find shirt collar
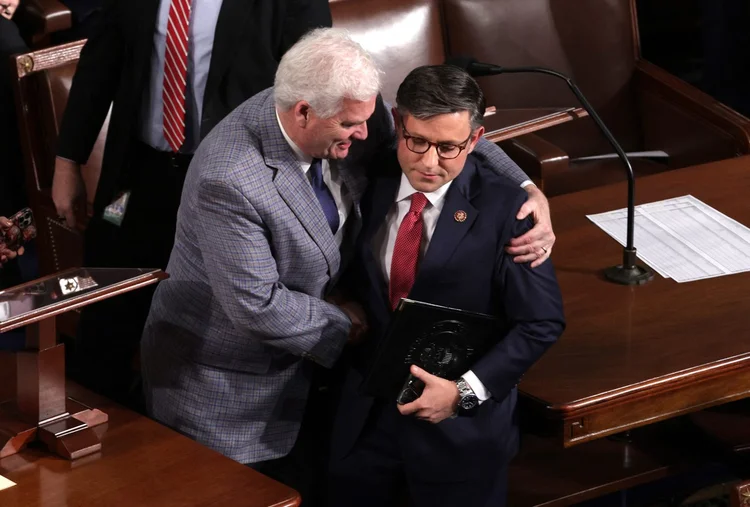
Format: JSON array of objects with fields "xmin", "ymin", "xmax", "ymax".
[
  {"xmin": 275, "ymin": 108, "xmax": 313, "ymax": 168},
  {"xmin": 395, "ymin": 172, "xmax": 452, "ymax": 211}
]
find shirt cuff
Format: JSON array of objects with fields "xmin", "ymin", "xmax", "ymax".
[
  {"xmin": 520, "ymin": 179, "xmax": 535, "ymax": 188},
  {"xmin": 463, "ymin": 370, "xmax": 492, "ymax": 405}
]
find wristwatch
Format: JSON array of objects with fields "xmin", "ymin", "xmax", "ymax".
[{"xmin": 455, "ymin": 377, "xmax": 479, "ymax": 411}]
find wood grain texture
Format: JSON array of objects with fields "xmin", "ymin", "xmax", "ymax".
[
  {"xmin": 483, "ymin": 107, "xmax": 588, "ymax": 143},
  {"xmin": 0, "ymin": 383, "xmax": 301, "ymax": 507},
  {"xmin": 520, "ymin": 155, "xmax": 750, "ymax": 445}
]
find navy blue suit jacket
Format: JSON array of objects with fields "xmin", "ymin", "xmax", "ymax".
[{"xmin": 331, "ymin": 151, "xmax": 565, "ymax": 480}]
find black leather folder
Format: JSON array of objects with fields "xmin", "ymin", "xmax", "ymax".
[{"xmin": 361, "ymin": 298, "xmax": 501, "ymax": 401}]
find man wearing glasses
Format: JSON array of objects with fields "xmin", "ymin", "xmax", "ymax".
[{"xmin": 326, "ymin": 64, "xmax": 565, "ymax": 507}]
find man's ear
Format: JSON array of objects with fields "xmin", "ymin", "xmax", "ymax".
[
  {"xmin": 466, "ymin": 126, "xmax": 485, "ymax": 154},
  {"xmin": 293, "ymin": 101, "xmax": 312, "ymax": 127},
  {"xmin": 391, "ymin": 108, "xmax": 402, "ymax": 133}
]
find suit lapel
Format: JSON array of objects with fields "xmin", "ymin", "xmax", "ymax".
[
  {"xmin": 362, "ymin": 169, "xmax": 401, "ymax": 311},
  {"xmin": 132, "ymin": 0, "xmax": 162, "ymax": 94},
  {"xmin": 261, "ymin": 95, "xmax": 341, "ymax": 279},
  {"xmin": 202, "ymin": 0, "xmax": 253, "ymax": 115},
  {"xmin": 412, "ymin": 160, "xmax": 480, "ymax": 292}
]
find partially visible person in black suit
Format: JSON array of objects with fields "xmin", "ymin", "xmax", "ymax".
[
  {"xmin": 327, "ymin": 65, "xmax": 566, "ymax": 507},
  {"xmin": 51, "ymin": 0, "xmax": 332, "ymax": 407},
  {"xmin": 0, "ymin": 3, "xmax": 29, "ymax": 290},
  {"xmin": 0, "ymin": 3, "xmax": 28, "ymax": 220},
  {"xmin": 53, "ymin": 0, "xmax": 105, "ymax": 42}
]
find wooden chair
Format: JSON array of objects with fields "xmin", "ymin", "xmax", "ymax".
[
  {"xmin": 443, "ymin": 0, "xmax": 750, "ymax": 196},
  {"xmin": 10, "ymin": 40, "xmax": 108, "ymax": 336},
  {"xmin": 14, "ymin": 0, "xmax": 73, "ymax": 49},
  {"xmin": 330, "ymin": 0, "xmax": 446, "ymax": 106}
]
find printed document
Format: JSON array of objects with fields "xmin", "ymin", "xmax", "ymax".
[{"xmin": 587, "ymin": 195, "xmax": 750, "ymax": 282}]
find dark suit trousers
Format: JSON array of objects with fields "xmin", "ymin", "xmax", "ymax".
[
  {"xmin": 71, "ymin": 141, "xmax": 188, "ymax": 410},
  {"xmin": 327, "ymin": 402, "xmax": 509, "ymax": 507}
]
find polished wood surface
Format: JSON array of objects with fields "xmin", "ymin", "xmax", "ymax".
[
  {"xmin": 0, "ymin": 268, "xmax": 166, "ymax": 334},
  {"xmin": 0, "ymin": 383, "xmax": 301, "ymax": 507},
  {"xmin": 483, "ymin": 107, "xmax": 588, "ymax": 143},
  {"xmin": 520, "ymin": 155, "xmax": 750, "ymax": 446},
  {"xmin": 1, "ymin": 269, "xmax": 166, "ymax": 460}
]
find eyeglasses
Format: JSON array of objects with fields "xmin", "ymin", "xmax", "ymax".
[{"xmin": 400, "ymin": 120, "xmax": 473, "ymax": 160}]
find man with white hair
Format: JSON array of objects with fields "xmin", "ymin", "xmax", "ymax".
[{"xmin": 140, "ymin": 27, "xmax": 378, "ymax": 495}]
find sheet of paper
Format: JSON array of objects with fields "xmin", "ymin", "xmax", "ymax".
[
  {"xmin": 0, "ymin": 474, "xmax": 16, "ymax": 491},
  {"xmin": 587, "ymin": 195, "xmax": 750, "ymax": 283}
]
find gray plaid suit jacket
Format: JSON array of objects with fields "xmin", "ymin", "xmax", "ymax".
[
  {"xmin": 141, "ymin": 88, "xmax": 366, "ymax": 463},
  {"xmin": 141, "ymin": 87, "xmax": 529, "ymax": 464}
]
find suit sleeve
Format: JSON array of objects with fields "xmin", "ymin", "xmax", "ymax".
[
  {"xmin": 277, "ymin": 0, "xmax": 332, "ymax": 59},
  {"xmin": 470, "ymin": 193, "xmax": 566, "ymax": 400},
  {"xmin": 193, "ymin": 178, "xmax": 351, "ymax": 369},
  {"xmin": 472, "ymin": 138, "xmax": 530, "ymax": 187},
  {"xmin": 57, "ymin": 0, "xmax": 123, "ymax": 164}
]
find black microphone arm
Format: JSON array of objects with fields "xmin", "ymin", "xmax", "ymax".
[{"xmin": 451, "ymin": 58, "xmax": 653, "ymax": 285}]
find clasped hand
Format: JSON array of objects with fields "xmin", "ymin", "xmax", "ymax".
[{"xmin": 397, "ymin": 365, "xmax": 460, "ymax": 424}]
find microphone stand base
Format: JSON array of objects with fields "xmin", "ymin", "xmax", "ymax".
[{"xmin": 604, "ymin": 264, "xmax": 654, "ymax": 285}]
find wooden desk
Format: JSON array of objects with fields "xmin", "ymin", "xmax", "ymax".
[
  {"xmin": 483, "ymin": 107, "xmax": 587, "ymax": 143},
  {"xmin": 521, "ymin": 155, "xmax": 750, "ymax": 447},
  {"xmin": 0, "ymin": 383, "xmax": 300, "ymax": 507}
]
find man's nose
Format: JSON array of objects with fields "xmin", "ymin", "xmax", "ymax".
[
  {"xmin": 352, "ymin": 122, "xmax": 368, "ymax": 140},
  {"xmin": 420, "ymin": 145, "xmax": 439, "ymax": 168}
]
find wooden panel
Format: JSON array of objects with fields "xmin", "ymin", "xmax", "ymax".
[
  {"xmin": 520, "ymin": 155, "xmax": 750, "ymax": 444},
  {"xmin": 563, "ymin": 366, "xmax": 750, "ymax": 446},
  {"xmin": 0, "ymin": 383, "xmax": 300, "ymax": 507}
]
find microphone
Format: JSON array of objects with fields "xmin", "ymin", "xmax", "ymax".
[{"xmin": 447, "ymin": 56, "xmax": 653, "ymax": 285}]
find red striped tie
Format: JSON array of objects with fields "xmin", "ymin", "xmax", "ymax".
[{"xmin": 162, "ymin": 0, "xmax": 192, "ymax": 153}]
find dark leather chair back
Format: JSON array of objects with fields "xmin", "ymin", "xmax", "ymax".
[
  {"xmin": 444, "ymin": 0, "xmax": 642, "ymax": 157},
  {"xmin": 330, "ymin": 0, "xmax": 446, "ymax": 105}
]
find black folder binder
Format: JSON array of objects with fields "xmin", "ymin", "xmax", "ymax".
[{"xmin": 360, "ymin": 298, "xmax": 501, "ymax": 402}]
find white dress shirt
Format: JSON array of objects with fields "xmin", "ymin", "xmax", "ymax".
[
  {"xmin": 375, "ymin": 173, "xmax": 491, "ymax": 403},
  {"xmin": 275, "ymin": 111, "xmax": 351, "ymax": 247},
  {"xmin": 140, "ymin": 0, "xmax": 223, "ymax": 153}
]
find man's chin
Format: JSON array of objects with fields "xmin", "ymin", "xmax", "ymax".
[{"xmin": 329, "ymin": 146, "xmax": 351, "ymax": 160}]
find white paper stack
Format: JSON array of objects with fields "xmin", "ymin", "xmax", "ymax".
[{"xmin": 587, "ymin": 195, "xmax": 750, "ymax": 282}]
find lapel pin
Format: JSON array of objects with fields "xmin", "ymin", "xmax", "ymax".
[{"xmin": 454, "ymin": 210, "xmax": 467, "ymax": 223}]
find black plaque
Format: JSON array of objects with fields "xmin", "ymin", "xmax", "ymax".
[{"xmin": 361, "ymin": 299, "xmax": 502, "ymax": 402}]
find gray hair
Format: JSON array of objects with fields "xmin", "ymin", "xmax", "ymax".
[
  {"xmin": 396, "ymin": 64, "xmax": 486, "ymax": 130},
  {"xmin": 274, "ymin": 28, "xmax": 382, "ymax": 118}
]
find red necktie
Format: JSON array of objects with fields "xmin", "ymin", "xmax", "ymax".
[
  {"xmin": 389, "ymin": 193, "xmax": 428, "ymax": 310},
  {"xmin": 162, "ymin": 0, "xmax": 192, "ymax": 153}
]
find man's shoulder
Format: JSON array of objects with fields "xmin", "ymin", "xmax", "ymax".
[
  {"xmin": 468, "ymin": 154, "xmax": 528, "ymax": 203},
  {"xmin": 187, "ymin": 99, "xmax": 275, "ymax": 193}
]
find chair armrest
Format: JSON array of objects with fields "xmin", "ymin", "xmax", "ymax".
[
  {"xmin": 499, "ymin": 133, "xmax": 569, "ymax": 194},
  {"xmin": 635, "ymin": 60, "xmax": 750, "ymax": 167},
  {"xmin": 17, "ymin": 0, "xmax": 72, "ymax": 36}
]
